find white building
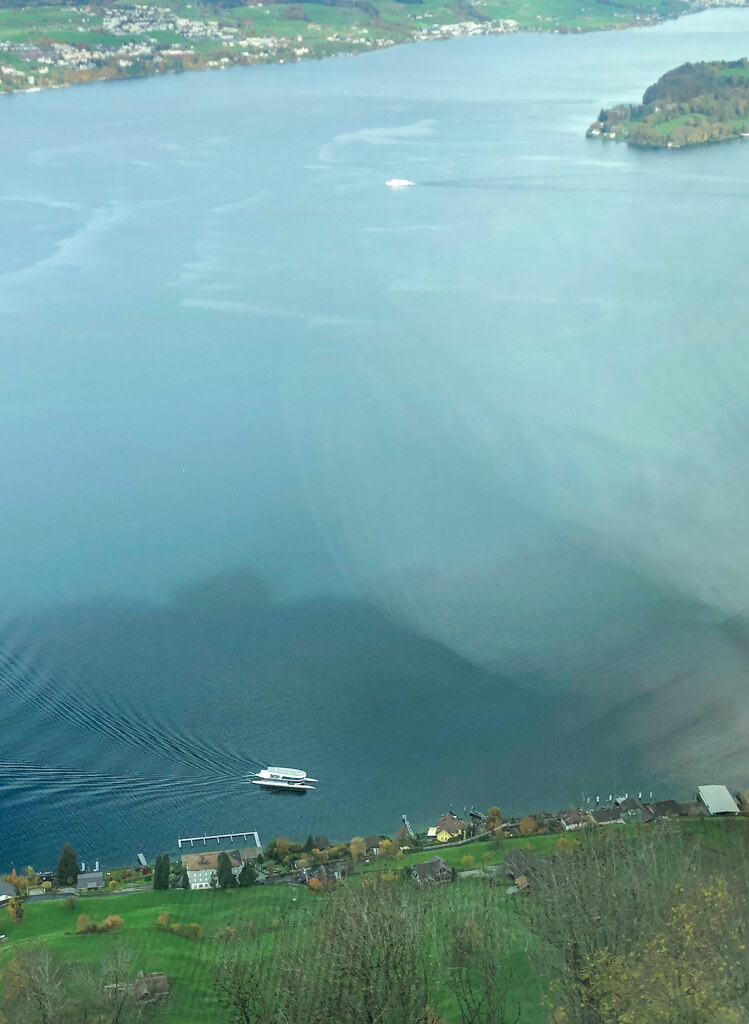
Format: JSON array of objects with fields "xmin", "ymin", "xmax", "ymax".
[
  {"xmin": 696, "ymin": 785, "xmax": 740, "ymax": 816},
  {"xmin": 182, "ymin": 847, "xmax": 261, "ymax": 889}
]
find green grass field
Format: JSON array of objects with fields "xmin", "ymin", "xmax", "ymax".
[
  {"xmin": 2, "ymin": 818, "xmax": 748, "ymax": 1023},
  {"xmin": 0, "ymin": 886, "xmax": 313, "ymax": 1022}
]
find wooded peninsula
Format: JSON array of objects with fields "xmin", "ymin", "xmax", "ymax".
[{"xmin": 588, "ymin": 59, "xmax": 749, "ymax": 147}]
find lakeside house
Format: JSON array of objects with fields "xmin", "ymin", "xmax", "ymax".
[
  {"xmin": 558, "ymin": 808, "xmax": 587, "ymax": 831},
  {"xmin": 182, "ymin": 847, "xmax": 262, "ymax": 889},
  {"xmin": 427, "ymin": 812, "xmax": 471, "ymax": 843},
  {"xmin": 592, "ymin": 806, "xmax": 623, "ymax": 826},
  {"xmin": 412, "ymin": 856, "xmax": 452, "ymax": 885},
  {"xmin": 364, "ymin": 836, "xmax": 382, "ymax": 856},
  {"xmin": 77, "ymin": 871, "xmax": 105, "ymax": 891},
  {"xmin": 647, "ymin": 799, "xmax": 684, "ymax": 819},
  {"xmin": 0, "ymin": 882, "xmax": 15, "ymax": 906},
  {"xmin": 697, "ymin": 785, "xmax": 740, "ymax": 816}
]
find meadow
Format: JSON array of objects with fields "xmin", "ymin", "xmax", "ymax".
[{"xmin": 3, "ymin": 818, "xmax": 747, "ymax": 1023}]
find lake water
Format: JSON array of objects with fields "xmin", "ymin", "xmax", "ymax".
[{"xmin": 3, "ymin": 9, "xmax": 749, "ymax": 871}]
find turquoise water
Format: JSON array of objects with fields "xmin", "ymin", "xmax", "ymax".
[{"xmin": 2, "ymin": 10, "xmax": 749, "ymax": 869}]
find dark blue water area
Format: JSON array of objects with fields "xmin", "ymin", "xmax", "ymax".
[{"xmin": 0, "ymin": 562, "xmax": 742, "ymax": 872}]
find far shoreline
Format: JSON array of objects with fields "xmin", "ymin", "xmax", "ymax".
[{"xmin": 1, "ymin": 0, "xmax": 748, "ymax": 98}]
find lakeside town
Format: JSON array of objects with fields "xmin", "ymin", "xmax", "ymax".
[
  {"xmin": 2, "ymin": 778, "xmax": 748, "ymax": 1019},
  {"xmin": 0, "ymin": 0, "xmax": 745, "ymax": 95},
  {"xmin": 2, "ymin": 779, "xmax": 745, "ymax": 902}
]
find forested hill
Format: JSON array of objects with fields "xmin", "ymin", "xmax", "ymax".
[{"xmin": 587, "ymin": 59, "xmax": 749, "ymax": 147}]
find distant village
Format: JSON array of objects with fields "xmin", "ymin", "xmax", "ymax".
[
  {"xmin": 2, "ymin": 780, "xmax": 745, "ymax": 908},
  {"xmin": 0, "ymin": 2, "xmax": 520, "ymax": 94}
]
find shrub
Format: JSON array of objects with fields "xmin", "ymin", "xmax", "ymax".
[
  {"xmin": 170, "ymin": 922, "xmax": 202, "ymax": 940},
  {"xmin": 102, "ymin": 915, "xmax": 124, "ymax": 932},
  {"xmin": 77, "ymin": 913, "xmax": 95, "ymax": 934},
  {"xmin": 157, "ymin": 910, "xmax": 171, "ymax": 930},
  {"xmin": 62, "ymin": 895, "xmax": 79, "ymax": 911}
]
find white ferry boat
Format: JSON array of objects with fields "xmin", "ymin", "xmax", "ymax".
[
  {"xmin": 386, "ymin": 178, "xmax": 414, "ymax": 188},
  {"xmin": 250, "ymin": 767, "xmax": 317, "ymax": 791}
]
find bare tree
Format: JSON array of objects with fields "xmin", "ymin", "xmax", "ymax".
[
  {"xmin": 207, "ymin": 924, "xmax": 276, "ymax": 1024},
  {"xmin": 440, "ymin": 885, "xmax": 521, "ymax": 1024}
]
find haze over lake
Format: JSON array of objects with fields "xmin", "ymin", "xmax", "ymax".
[{"xmin": 3, "ymin": 8, "xmax": 749, "ymax": 869}]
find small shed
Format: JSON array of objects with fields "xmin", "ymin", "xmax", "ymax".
[
  {"xmin": 697, "ymin": 785, "xmax": 739, "ymax": 816},
  {"xmin": 133, "ymin": 972, "xmax": 169, "ymax": 1002}
]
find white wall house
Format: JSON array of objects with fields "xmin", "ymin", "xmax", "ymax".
[{"xmin": 182, "ymin": 846, "xmax": 261, "ymax": 889}]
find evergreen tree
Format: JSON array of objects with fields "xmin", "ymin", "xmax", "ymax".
[
  {"xmin": 303, "ymin": 834, "xmax": 314, "ymax": 853},
  {"xmin": 153, "ymin": 853, "xmax": 170, "ymax": 890},
  {"xmin": 217, "ymin": 851, "xmax": 237, "ymax": 889},
  {"xmin": 161, "ymin": 853, "xmax": 170, "ymax": 889},
  {"xmin": 56, "ymin": 843, "xmax": 78, "ymax": 887},
  {"xmin": 237, "ymin": 860, "xmax": 257, "ymax": 888}
]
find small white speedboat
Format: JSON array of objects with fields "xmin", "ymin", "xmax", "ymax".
[
  {"xmin": 386, "ymin": 178, "xmax": 414, "ymax": 188},
  {"xmin": 250, "ymin": 767, "xmax": 317, "ymax": 791}
]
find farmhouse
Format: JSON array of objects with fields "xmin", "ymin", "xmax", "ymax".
[
  {"xmin": 364, "ymin": 836, "xmax": 382, "ymax": 856},
  {"xmin": 647, "ymin": 799, "xmax": 684, "ymax": 819},
  {"xmin": 558, "ymin": 808, "xmax": 587, "ymax": 831},
  {"xmin": 412, "ymin": 856, "xmax": 452, "ymax": 885},
  {"xmin": 592, "ymin": 806, "xmax": 622, "ymax": 825},
  {"xmin": 0, "ymin": 882, "xmax": 15, "ymax": 906},
  {"xmin": 429, "ymin": 812, "xmax": 470, "ymax": 843}
]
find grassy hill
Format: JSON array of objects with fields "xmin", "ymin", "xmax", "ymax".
[{"xmin": 2, "ymin": 818, "xmax": 748, "ymax": 1023}]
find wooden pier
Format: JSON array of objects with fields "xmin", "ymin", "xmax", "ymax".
[{"xmin": 177, "ymin": 830, "xmax": 260, "ymax": 850}]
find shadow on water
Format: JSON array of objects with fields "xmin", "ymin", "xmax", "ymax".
[
  {"xmin": 2, "ymin": 566, "xmax": 748, "ymax": 871},
  {"xmin": 0, "ymin": 569, "xmax": 547, "ymax": 868}
]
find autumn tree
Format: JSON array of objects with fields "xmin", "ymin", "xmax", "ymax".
[
  {"xmin": 56, "ymin": 843, "xmax": 78, "ymax": 887},
  {"xmin": 7, "ymin": 897, "xmax": 24, "ymax": 924},
  {"xmin": 525, "ymin": 819, "xmax": 700, "ymax": 1024},
  {"xmin": 486, "ymin": 806, "xmax": 503, "ymax": 831},
  {"xmin": 349, "ymin": 837, "xmax": 366, "ymax": 861},
  {"xmin": 580, "ymin": 879, "xmax": 749, "ymax": 1023},
  {"xmin": 379, "ymin": 838, "xmax": 395, "ymax": 858},
  {"xmin": 518, "ymin": 815, "xmax": 538, "ymax": 837}
]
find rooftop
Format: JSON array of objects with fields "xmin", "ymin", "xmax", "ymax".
[{"xmin": 697, "ymin": 785, "xmax": 740, "ymax": 816}]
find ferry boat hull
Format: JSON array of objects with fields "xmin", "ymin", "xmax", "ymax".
[
  {"xmin": 251, "ymin": 779, "xmax": 315, "ymax": 791},
  {"xmin": 249, "ymin": 766, "xmax": 318, "ymax": 792}
]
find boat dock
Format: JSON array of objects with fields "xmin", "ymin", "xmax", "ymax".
[{"xmin": 177, "ymin": 830, "xmax": 261, "ymax": 850}]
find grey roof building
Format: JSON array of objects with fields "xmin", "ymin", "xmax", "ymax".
[
  {"xmin": 412, "ymin": 856, "xmax": 452, "ymax": 885},
  {"xmin": 0, "ymin": 881, "xmax": 15, "ymax": 904},
  {"xmin": 648, "ymin": 800, "xmax": 683, "ymax": 819},
  {"xmin": 77, "ymin": 871, "xmax": 105, "ymax": 890},
  {"xmin": 593, "ymin": 806, "xmax": 623, "ymax": 825}
]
